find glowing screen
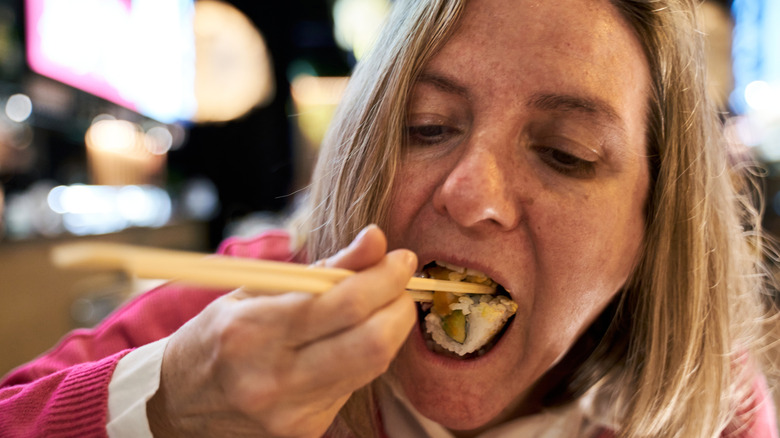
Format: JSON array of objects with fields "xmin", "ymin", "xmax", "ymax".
[{"xmin": 25, "ymin": 0, "xmax": 196, "ymax": 123}]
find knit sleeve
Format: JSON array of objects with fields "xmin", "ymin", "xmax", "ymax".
[
  {"xmin": 0, "ymin": 350, "xmax": 129, "ymax": 437},
  {"xmin": 0, "ymin": 284, "xmax": 227, "ymax": 438},
  {"xmin": 0, "ymin": 230, "xmax": 297, "ymax": 437}
]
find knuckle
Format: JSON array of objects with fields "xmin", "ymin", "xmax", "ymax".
[
  {"xmin": 215, "ymin": 316, "xmax": 251, "ymax": 355},
  {"xmin": 213, "ymin": 328, "xmax": 240, "ymax": 360},
  {"xmin": 217, "ymin": 306, "xmax": 284, "ymax": 349},
  {"xmin": 224, "ymin": 373, "xmax": 286, "ymax": 413},
  {"xmin": 263, "ymin": 419, "xmax": 309, "ymax": 438},
  {"xmin": 260, "ymin": 406, "xmax": 324, "ymax": 438},
  {"xmin": 361, "ymin": 326, "xmax": 396, "ymax": 369},
  {"xmin": 339, "ymin": 294, "xmax": 371, "ymax": 325}
]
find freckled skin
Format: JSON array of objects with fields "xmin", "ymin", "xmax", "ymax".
[{"xmin": 386, "ymin": 0, "xmax": 651, "ymax": 432}]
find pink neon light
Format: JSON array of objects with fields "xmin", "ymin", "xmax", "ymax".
[{"xmin": 25, "ymin": 0, "xmax": 137, "ymax": 111}]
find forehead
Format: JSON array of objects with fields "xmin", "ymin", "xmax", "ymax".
[
  {"xmin": 447, "ymin": 0, "xmax": 643, "ymax": 67},
  {"xmin": 421, "ymin": 0, "xmax": 650, "ymax": 134}
]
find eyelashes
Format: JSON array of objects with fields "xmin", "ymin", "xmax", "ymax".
[
  {"xmin": 533, "ymin": 146, "xmax": 597, "ymax": 178},
  {"xmin": 406, "ymin": 124, "xmax": 461, "ymax": 146},
  {"xmin": 405, "ymin": 122, "xmax": 598, "ymax": 178}
]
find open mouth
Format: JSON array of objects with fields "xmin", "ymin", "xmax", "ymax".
[{"xmin": 416, "ymin": 261, "xmax": 517, "ymax": 360}]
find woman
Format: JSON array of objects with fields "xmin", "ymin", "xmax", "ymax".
[
  {"xmin": 1, "ymin": 0, "xmax": 777, "ymax": 436},
  {"xmin": 304, "ymin": 0, "xmax": 778, "ymax": 435}
]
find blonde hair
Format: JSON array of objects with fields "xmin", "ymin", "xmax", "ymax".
[
  {"xmin": 294, "ymin": 0, "xmax": 779, "ymax": 436},
  {"xmin": 299, "ymin": 0, "xmax": 464, "ymax": 259},
  {"xmin": 598, "ymin": 1, "xmax": 779, "ymax": 436}
]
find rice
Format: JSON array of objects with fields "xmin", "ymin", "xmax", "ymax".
[{"xmin": 425, "ymin": 294, "xmax": 518, "ymax": 356}]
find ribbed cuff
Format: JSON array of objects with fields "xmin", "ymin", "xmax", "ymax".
[{"xmin": 41, "ymin": 351, "xmax": 130, "ymax": 437}]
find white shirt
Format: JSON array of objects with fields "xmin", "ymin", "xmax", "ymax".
[
  {"xmin": 105, "ymin": 341, "xmax": 604, "ymax": 438},
  {"xmin": 106, "ymin": 337, "xmax": 169, "ymax": 438},
  {"xmin": 378, "ymin": 376, "xmax": 601, "ymax": 438}
]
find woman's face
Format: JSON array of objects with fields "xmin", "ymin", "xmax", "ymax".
[{"xmin": 386, "ymin": 0, "xmax": 651, "ymax": 431}]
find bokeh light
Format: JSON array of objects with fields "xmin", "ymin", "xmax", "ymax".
[
  {"xmin": 192, "ymin": 0, "xmax": 275, "ymax": 123},
  {"xmin": 332, "ymin": 0, "xmax": 390, "ymax": 60},
  {"xmin": 5, "ymin": 94, "xmax": 33, "ymax": 122}
]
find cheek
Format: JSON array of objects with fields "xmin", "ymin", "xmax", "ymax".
[
  {"xmin": 531, "ymin": 188, "xmax": 647, "ymax": 337},
  {"xmin": 386, "ymin": 163, "xmax": 436, "ymax": 246},
  {"xmin": 554, "ymin": 163, "xmax": 649, "ymax": 278},
  {"xmin": 553, "ymin": 202, "xmax": 644, "ymax": 289}
]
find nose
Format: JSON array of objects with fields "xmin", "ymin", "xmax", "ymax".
[{"xmin": 432, "ymin": 144, "xmax": 524, "ymax": 231}]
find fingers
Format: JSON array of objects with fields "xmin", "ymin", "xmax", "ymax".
[
  {"xmin": 151, "ymin": 225, "xmax": 419, "ymax": 438},
  {"xmin": 222, "ymin": 224, "xmax": 418, "ymax": 348},
  {"xmin": 224, "ymin": 224, "xmax": 418, "ymax": 348},
  {"xmin": 241, "ymin": 293, "xmax": 417, "ymax": 437},
  {"xmin": 291, "ymin": 248, "xmax": 417, "ymax": 346},
  {"xmin": 289, "ymin": 290, "xmax": 417, "ymax": 401}
]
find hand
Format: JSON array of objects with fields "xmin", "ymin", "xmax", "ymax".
[{"xmin": 147, "ymin": 225, "xmax": 418, "ymax": 437}]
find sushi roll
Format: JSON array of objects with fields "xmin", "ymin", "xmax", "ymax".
[{"xmin": 419, "ymin": 261, "xmax": 518, "ymax": 356}]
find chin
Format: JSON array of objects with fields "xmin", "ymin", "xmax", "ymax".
[
  {"xmin": 389, "ymin": 319, "xmax": 533, "ymax": 431},
  {"xmin": 406, "ymin": 387, "xmax": 508, "ymax": 431}
]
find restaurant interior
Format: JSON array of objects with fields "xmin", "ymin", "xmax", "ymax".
[{"xmin": 0, "ymin": 0, "xmax": 777, "ymax": 379}]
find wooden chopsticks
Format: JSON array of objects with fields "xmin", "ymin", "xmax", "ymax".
[{"xmin": 50, "ymin": 242, "xmax": 496, "ymax": 302}]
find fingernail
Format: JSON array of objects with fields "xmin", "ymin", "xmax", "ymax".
[
  {"xmin": 402, "ymin": 249, "xmax": 418, "ymax": 272},
  {"xmin": 351, "ymin": 224, "xmax": 377, "ymax": 247}
]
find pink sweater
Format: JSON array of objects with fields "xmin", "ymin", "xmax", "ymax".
[
  {"xmin": 0, "ymin": 231, "xmax": 776, "ymax": 437},
  {"xmin": 0, "ymin": 231, "xmax": 296, "ymax": 437}
]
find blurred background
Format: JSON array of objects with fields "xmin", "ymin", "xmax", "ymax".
[{"xmin": 0, "ymin": 0, "xmax": 776, "ymax": 375}]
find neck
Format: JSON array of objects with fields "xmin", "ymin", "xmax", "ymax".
[{"xmin": 448, "ymin": 314, "xmax": 617, "ymax": 437}]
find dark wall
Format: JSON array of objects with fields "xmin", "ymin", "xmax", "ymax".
[{"xmin": 168, "ymin": 1, "xmax": 352, "ymax": 247}]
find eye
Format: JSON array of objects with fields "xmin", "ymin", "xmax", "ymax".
[
  {"xmin": 406, "ymin": 124, "xmax": 459, "ymax": 146},
  {"xmin": 534, "ymin": 146, "xmax": 597, "ymax": 178}
]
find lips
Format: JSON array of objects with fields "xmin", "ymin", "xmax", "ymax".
[{"xmin": 416, "ymin": 261, "xmax": 517, "ymax": 359}]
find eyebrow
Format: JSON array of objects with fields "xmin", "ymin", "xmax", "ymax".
[
  {"xmin": 415, "ymin": 72, "xmax": 628, "ymax": 139},
  {"xmin": 526, "ymin": 92, "xmax": 622, "ymax": 125},
  {"xmin": 416, "ymin": 72, "xmax": 470, "ymax": 99},
  {"xmin": 418, "ymin": 73, "xmax": 620, "ymax": 119}
]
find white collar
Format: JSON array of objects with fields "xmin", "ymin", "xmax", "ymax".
[{"xmin": 377, "ymin": 376, "xmax": 605, "ymax": 438}]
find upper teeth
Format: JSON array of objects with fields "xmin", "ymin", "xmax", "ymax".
[
  {"xmin": 436, "ymin": 260, "xmax": 489, "ymax": 278},
  {"xmin": 436, "ymin": 260, "xmax": 466, "ymax": 273},
  {"xmin": 430, "ymin": 261, "xmax": 495, "ymax": 287}
]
